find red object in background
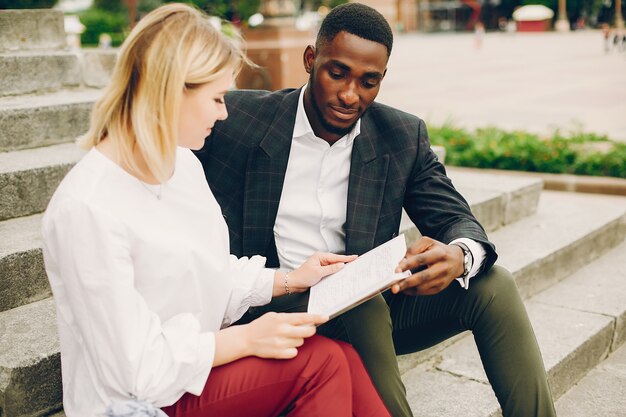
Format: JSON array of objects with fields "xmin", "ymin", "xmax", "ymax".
[
  {"xmin": 461, "ymin": 0, "xmax": 481, "ymax": 30},
  {"xmin": 516, "ymin": 19, "xmax": 551, "ymax": 31}
]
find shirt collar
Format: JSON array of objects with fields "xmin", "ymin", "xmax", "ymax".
[{"xmin": 293, "ymin": 85, "xmax": 361, "ymax": 145}]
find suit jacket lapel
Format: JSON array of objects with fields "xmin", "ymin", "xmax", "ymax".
[
  {"xmin": 345, "ymin": 117, "xmax": 389, "ymax": 255},
  {"xmin": 242, "ymin": 89, "xmax": 301, "ymax": 257}
]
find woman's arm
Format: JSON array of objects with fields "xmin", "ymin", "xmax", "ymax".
[
  {"xmin": 223, "ymin": 253, "xmax": 356, "ymax": 326},
  {"xmin": 270, "ymin": 253, "xmax": 358, "ymax": 297},
  {"xmin": 43, "ymin": 200, "xmax": 214, "ymax": 404}
]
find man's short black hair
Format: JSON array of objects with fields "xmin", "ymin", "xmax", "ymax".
[{"xmin": 316, "ymin": 2, "xmax": 393, "ymax": 57}]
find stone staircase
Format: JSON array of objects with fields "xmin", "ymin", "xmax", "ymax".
[
  {"xmin": 0, "ymin": 9, "xmax": 113, "ymax": 417},
  {"xmin": 398, "ymin": 183, "xmax": 626, "ymax": 416},
  {"xmin": 1, "ymin": 9, "xmax": 625, "ymax": 417}
]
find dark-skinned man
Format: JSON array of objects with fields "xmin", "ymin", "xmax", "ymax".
[{"xmin": 195, "ymin": 3, "xmax": 556, "ymax": 416}]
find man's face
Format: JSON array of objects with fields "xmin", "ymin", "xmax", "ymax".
[{"xmin": 303, "ymin": 31, "xmax": 388, "ymax": 143}]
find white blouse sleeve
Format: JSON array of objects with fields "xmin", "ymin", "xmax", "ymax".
[
  {"xmin": 221, "ymin": 255, "xmax": 274, "ymax": 327},
  {"xmin": 42, "ymin": 199, "xmax": 214, "ymax": 406}
]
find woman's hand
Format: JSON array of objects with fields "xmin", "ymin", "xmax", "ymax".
[
  {"xmin": 213, "ymin": 312, "xmax": 329, "ymax": 366},
  {"xmin": 244, "ymin": 312, "xmax": 328, "ymax": 359},
  {"xmin": 287, "ymin": 252, "xmax": 358, "ymax": 294}
]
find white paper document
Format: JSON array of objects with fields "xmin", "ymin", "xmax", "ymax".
[{"xmin": 308, "ymin": 235, "xmax": 410, "ymax": 318}]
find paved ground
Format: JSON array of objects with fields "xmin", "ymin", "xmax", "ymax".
[{"xmin": 377, "ymin": 30, "xmax": 626, "ymax": 141}]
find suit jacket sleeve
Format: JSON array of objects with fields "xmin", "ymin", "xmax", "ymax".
[{"xmin": 404, "ymin": 119, "xmax": 498, "ymax": 273}]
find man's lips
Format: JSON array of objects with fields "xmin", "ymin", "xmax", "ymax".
[{"xmin": 329, "ymin": 105, "xmax": 358, "ymax": 121}]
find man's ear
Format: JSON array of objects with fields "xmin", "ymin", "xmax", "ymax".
[{"xmin": 303, "ymin": 45, "xmax": 315, "ymax": 74}]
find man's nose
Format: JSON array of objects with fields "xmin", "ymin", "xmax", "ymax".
[{"xmin": 338, "ymin": 81, "xmax": 358, "ymax": 107}]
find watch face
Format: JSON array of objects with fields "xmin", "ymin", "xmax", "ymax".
[{"xmin": 463, "ymin": 251, "xmax": 471, "ymax": 275}]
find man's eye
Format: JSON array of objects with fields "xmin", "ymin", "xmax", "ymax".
[
  {"xmin": 363, "ymin": 80, "xmax": 379, "ymax": 88},
  {"xmin": 329, "ymin": 72, "xmax": 343, "ymax": 79}
]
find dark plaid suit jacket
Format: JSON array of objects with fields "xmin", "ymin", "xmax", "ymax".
[{"xmin": 195, "ymin": 88, "xmax": 497, "ymax": 273}]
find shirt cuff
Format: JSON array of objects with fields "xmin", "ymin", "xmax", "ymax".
[
  {"xmin": 450, "ymin": 238, "xmax": 487, "ymax": 290},
  {"xmin": 184, "ymin": 331, "xmax": 216, "ymax": 396},
  {"xmin": 254, "ymin": 268, "xmax": 275, "ymax": 307}
]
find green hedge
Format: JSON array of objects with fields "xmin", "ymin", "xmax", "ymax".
[
  {"xmin": 79, "ymin": 8, "xmax": 127, "ymax": 47},
  {"xmin": 429, "ymin": 125, "xmax": 626, "ymax": 178},
  {"xmin": 0, "ymin": 0, "xmax": 56, "ymax": 8}
]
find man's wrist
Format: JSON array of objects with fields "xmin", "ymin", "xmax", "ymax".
[{"xmin": 451, "ymin": 242, "xmax": 473, "ymax": 279}]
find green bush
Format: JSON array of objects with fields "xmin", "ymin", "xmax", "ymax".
[
  {"xmin": 79, "ymin": 7, "xmax": 127, "ymax": 47},
  {"xmin": 429, "ymin": 124, "xmax": 626, "ymax": 178},
  {"xmin": 0, "ymin": 0, "xmax": 56, "ymax": 8}
]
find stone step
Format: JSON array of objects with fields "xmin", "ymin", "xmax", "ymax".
[
  {"xmin": 0, "ymin": 143, "xmax": 85, "ymax": 221},
  {"xmin": 0, "ymin": 169, "xmax": 540, "ymax": 314},
  {"xmin": 398, "ymin": 201, "xmax": 626, "ymax": 416},
  {"xmin": 531, "ymin": 239, "xmax": 626, "ymax": 398},
  {"xmin": 0, "ymin": 9, "xmax": 66, "ymax": 53},
  {"xmin": 448, "ymin": 167, "xmax": 543, "ymax": 228},
  {"xmin": 0, "ymin": 51, "xmax": 81, "ymax": 96},
  {"xmin": 397, "ymin": 191, "xmax": 626, "ymax": 374},
  {"xmin": 81, "ymin": 49, "xmax": 118, "ymax": 89},
  {"xmin": 0, "ymin": 89, "xmax": 101, "ymax": 152},
  {"xmin": 400, "ymin": 171, "xmax": 543, "ymax": 243},
  {"xmin": 0, "ymin": 214, "xmax": 48, "ymax": 313},
  {"xmin": 492, "ymin": 190, "xmax": 626, "ymax": 299},
  {"xmin": 0, "ymin": 298, "xmax": 61, "ymax": 417},
  {"xmin": 555, "ymin": 341, "xmax": 626, "ymax": 417},
  {"xmin": 5, "ymin": 188, "xmax": 623, "ymax": 417}
]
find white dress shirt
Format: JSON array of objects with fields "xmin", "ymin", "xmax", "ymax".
[
  {"xmin": 274, "ymin": 88, "xmax": 485, "ymax": 289},
  {"xmin": 42, "ymin": 147, "xmax": 274, "ymax": 417}
]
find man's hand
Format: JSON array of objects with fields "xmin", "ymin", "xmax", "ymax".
[{"xmin": 392, "ymin": 236, "xmax": 465, "ymax": 295}]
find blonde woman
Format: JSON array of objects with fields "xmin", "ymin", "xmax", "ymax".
[{"xmin": 42, "ymin": 4, "xmax": 391, "ymax": 417}]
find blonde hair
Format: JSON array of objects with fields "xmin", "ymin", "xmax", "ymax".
[{"xmin": 80, "ymin": 3, "xmax": 244, "ymax": 182}]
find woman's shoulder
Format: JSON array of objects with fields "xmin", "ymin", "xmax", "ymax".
[
  {"xmin": 44, "ymin": 148, "xmax": 125, "ymax": 222},
  {"xmin": 51, "ymin": 149, "xmax": 103, "ymax": 196}
]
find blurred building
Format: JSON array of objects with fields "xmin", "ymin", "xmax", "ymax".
[{"xmin": 355, "ymin": 0, "xmax": 501, "ymax": 32}]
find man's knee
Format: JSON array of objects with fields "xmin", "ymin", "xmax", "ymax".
[
  {"xmin": 471, "ymin": 265, "xmax": 517, "ymax": 299},
  {"xmin": 466, "ymin": 265, "xmax": 523, "ymax": 323}
]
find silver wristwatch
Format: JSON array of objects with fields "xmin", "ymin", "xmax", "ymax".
[{"xmin": 452, "ymin": 242, "xmax": 473, "ymax": 279}]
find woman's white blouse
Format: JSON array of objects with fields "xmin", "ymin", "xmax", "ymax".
[{"xmin": 41, "ymin": 147, "xmax": 274, "ymax": 417}]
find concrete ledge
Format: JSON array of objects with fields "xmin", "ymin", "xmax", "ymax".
[
  {"xmin": 403, "ymin": 368, "xmax": 500, "ymax": 416},
  {"xmin": 0, "ymin": 52, "xmax": 81, "ymax": 97},
  {"xmin": 448, "ymin": 168, "xmax": 543, "ymax": 226},
  {"xmin": 401, "ymin": 239, "xmax": 626, "ymax": 416},
  {"xmin": 0, "ymin": 214, "xmax": 49, "ymax": 313},
  {"xmin": 0, "ymin": 143, "xmax": 85, "ymax": 221},
  {"xmin": 532, "ymin": 240, "xmax": 626, "ymax": 352},
  {"xmin": 491, "ymin": 191, "xmax": 626, "ymax": 299},
  {"xmin": 0, "ymin": 89, "xmax": 100, "ymax": 152},
  {"xmin": 0, "ymin": 10, "xmax": 66, "ymax": 53},
  {"xmin": 555, "ymin": 343, "xmax": 626, "ymax": 417},
  {"xmin": 400, "ymin": 170, "xmax": 543, "ymax": 236},
  {"xmin": 81, "ymin": 49, "xmax": 118, "ymax": 88},
  {"xmin": 449, "ymin": 166, "xmax": 626, "ymax": 197},
  {"xmin": 0, "ymin": 298, "xmax": 62, "ymax": 417},
  {"xmin": 432, "ymin": 302, "xmax": 614, "ymax": 413}
]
